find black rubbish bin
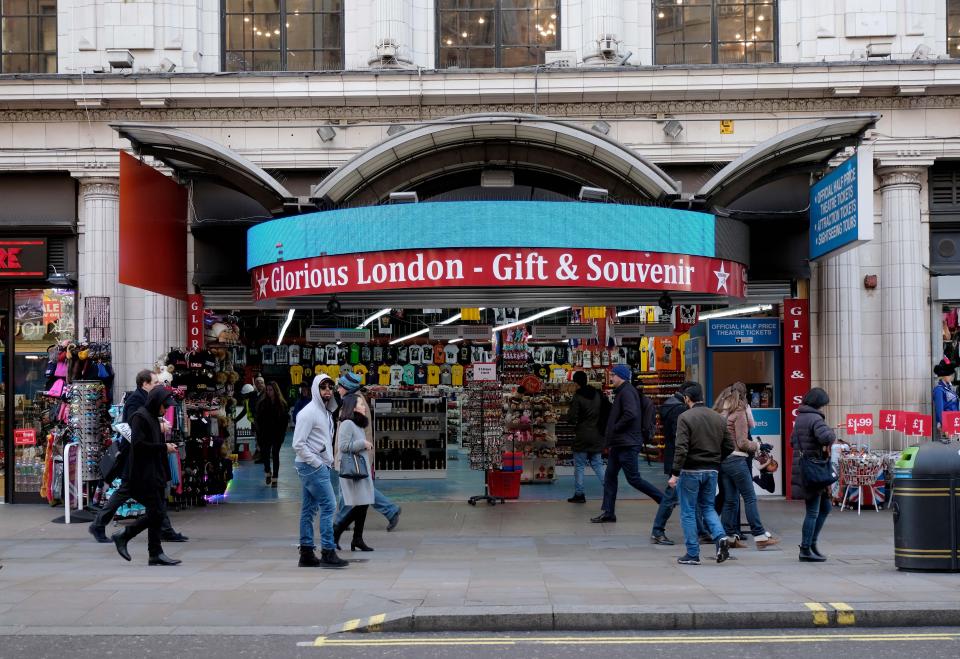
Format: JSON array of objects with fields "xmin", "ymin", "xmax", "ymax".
[{"xmin": 892, "ymin": 439, "xmax": 960, "ymax": 572}]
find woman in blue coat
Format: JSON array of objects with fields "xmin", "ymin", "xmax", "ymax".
[{"xmin": 933, "ymin": 360, "xmax": 959, "ymax": 436}]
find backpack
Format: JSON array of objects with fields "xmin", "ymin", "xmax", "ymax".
[{"xmin": 596, "ymin": 393, "xmax": 613, "ymax": 433}]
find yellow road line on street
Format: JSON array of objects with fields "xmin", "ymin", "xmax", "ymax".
[
  {"xmin": 307, "ymin": 632, "xmax": 960, "ymax": 648},
  {"xmin": 830, "ymin": 602, "xmax": 856, "ymax": 625},
  {"xmin": 805, "ymin": 601, "xmax": 830, "ymax": 626}
]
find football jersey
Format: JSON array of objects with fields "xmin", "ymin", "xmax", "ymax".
[
  {"xmin": 440, "ymin": 365, "xmax": 453, "ymax": 385},
  {"xmin": 444, "ymin": 345, "xmax": 459, "ymax": 364},
  {"xmin": 402, "ymin": 364, "xmax": 416, "ymax": 385},
  {"xmin": 289, "ymin": 364, "xmax": 304, "ymax": 385},
  {"xmin": 378, "ymin": 365, "xmax": 391, "ymax": 386},
  {"xmin": 349, "ymin": 344, "xmax": 360, "ymax": 365},
  {"xmin": 389, "ymin": 364, "xmax": 404, "ymax": 387},
  {"xmin": 415, "ymin": 365, "xmax": 428, "ymax": 385},
  {"xmin": 433, "ymin": 344, "xmax": 445, "ymax": 365},
  {"xmin": 353, "ymin": 363, "xmax": 369, "ymax": 385},
  {"xmin": 451, "ymin": 364, "xmax": 465, "ymax": 387},
  {"xmin": 427, "ymin": 364, "xmax": 441, "ymax": 385}
]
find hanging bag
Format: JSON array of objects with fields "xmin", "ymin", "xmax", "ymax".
[
  {"xmin": 339, "ymin": 451, "xmax": 369, "ymax": 481},
  {"xmin": 799, "ymin": 422, "xmax": 837, "ymax": 490}
]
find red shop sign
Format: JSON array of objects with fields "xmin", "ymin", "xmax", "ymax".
[
  {"xmin": 879, "ymin": 409, "xmax": 906, "ymax": 432},
  {"xmin": 14, "ymin": 428, "xmax": 37, "ymax": 446},
  {"xmin": 942, "ymin": 411, "xmax": 960, "ymax": 436},
  {"xmin": 782, "ymin": 298, "xmax": 810, "ymax": 501},
  {"xmin": 251, "ymin": 248, "xmax": 747, "ymax": 300},
  {"xmin": 0, "ymin": 239, "xmax": 46, "ymax": 278},
  {"xmin": 904, "ymin": 412, "xmax": 932, "ymax": 437},
  {"xmin": 187, "ymin": 294, "xmax": 204, "ymax": 352},
  {"xmin": 845, "ymin": 414, "xmax": 874, "ymax": 435}
]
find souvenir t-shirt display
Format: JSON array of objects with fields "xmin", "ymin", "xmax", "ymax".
[
  {"xmin": 427, "ymin": 364, "xmax": 441, "ymax": 385},
  {"xmin": 325, "ymin": 365, "xmax": 340, "ymax": 380},
  {"xmin": 261, "ymin": 345, "xmax": 277, "ymax": 365},
  {"xmin": 289, "ymin": 344, "xmax": 301, "ymax": 364},
  {"xmin": 290, "ymin": 364, "xmax": 304, "ymax": 385},
  {"xmin": 353, "ymin": 363, "xmax": 369, "ymax": 385},
  {"xmin": 444, "ymin": 345, "xmax": 459, "ymax": 364},
  {"xmin": 415, "ymin": 365, "xmax": 427, "ymax": 384},
  {"xmin": 409, "ymin": 345, "xmax": 422, "ymax": 364},
  {"xmin": 373, "ymin": 346, "xmax": 384, "ymax": 363},
  {"xmin": 315, "ymin": 364, "xmax": 325, "ymax": 376},
  {"xmin": 402, "ymin": 363, "xmax": 416, "ymax": 385},
  {"xmin": 349, "ymin": 343, "xmax": 360, "ymax": 364},
  {"xmin": 433, "ymin": 344, "xmax": 445, "ymax": 365},
  {"xmin": 387, "ymin": 346, "xmax": 399, "ymax": 365},
  {"xmin": 378, "ymin": 365, "xmax": 391, "ymax": 385},
  {"xmin": 325, "ymin": 344, "xmax": 338, "ymax": 364},
  {"xmin": 275, "ymin": 345, "xmax": 289, "ymax": 365},
  {"xmin": 361, "ymin": 345, "xmax": 371, "ymax": 363},
  {"xmin": 440, "ymin": 365, "xmax": 453, "ymax": 385},
  {"xmin": 458, "ymin": 345, "xmax": 471, "ymax": 364},
  {"xmin": 301, "ymin": 346, "xmax": 312, "ymax": 363},
  {"xmin": 337, "ymin": 346, "xmax": 349, "ymax": 364},
  {"xmin": 398, "ymin": 346, "xmax": 408, "ymax": 363},
  {"xmin": 389, "ymin": 364, "xmax": 404, "ymax": 387},
  {"xmin": 452, "ymin": 364, "xmax": 465, "ymax": 387}
]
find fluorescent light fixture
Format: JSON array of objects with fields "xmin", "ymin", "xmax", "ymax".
[
  {"xmin": 359, "ymin": 308, "xmax": 390, "ymax": 328},
  {"xmin": 493, "ymin": 306, "xmax": 569, "ymax": 333},
  {"xmin": 390, "ymin": 311, "xmax": 463, "ymax": 345},
  {"xmin": 448, "ymin": 338, "xmax": 463, "ymax": 344},
  {"xmin": 617, "ymin": 307, "xmax": 643, "ymax": 317},
  {"xmin": 276, "ymin": 309, "xmax": 295, "ymax": 345},
  {"xmin": 699, "ymin": 304, "xmax": 773, "ymax": 321}
]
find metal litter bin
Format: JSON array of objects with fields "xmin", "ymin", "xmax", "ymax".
[{"xmin": 892, "ymin": 440, "xmax": 960, "ymax": 572}]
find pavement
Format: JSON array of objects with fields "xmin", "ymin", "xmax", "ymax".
[{"xmin": 2, "ymin": 493, "xmax": 960, "ymax": 636}]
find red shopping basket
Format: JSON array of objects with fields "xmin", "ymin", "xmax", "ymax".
[{"xmin": 487, "ymin": 470, "xmax": 521, "ymax": 500}]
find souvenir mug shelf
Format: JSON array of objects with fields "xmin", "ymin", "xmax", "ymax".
[{"xmin": 372, "ymin": 396, "xmax": 448, "ymax": 480}]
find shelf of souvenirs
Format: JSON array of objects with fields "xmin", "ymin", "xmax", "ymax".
[{"xmin": 373, "ymin": 437, "xmax": 447, "ymax": 479}]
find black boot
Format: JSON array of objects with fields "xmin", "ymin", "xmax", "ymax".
[
  {"xmin": 319, "ymin": 549, "xmax": 348, "ymax": 568},
  {"xmin": 810, "ymin": 543, "xmax": 827, "ymax": 560},
  {"xmin": 89, "ymin": 523, "xmax": 109, "ymax": 543},
  {"xmin": 350, "ymin": 507, "xmax": 373, "ymax": 552},
  {"xmin": 112, "ymin": 530, "xmax": 131, "ymax": 562},
  {"xmin": 333, "ymin": 522, "xmax": 346, "ymax": 551},
  {"xmin": 298, "ymin": 546, "xmax": 321, "ymax": 567},
  {"xmin": 567, "ymin": 493, "xmax": 586, "ymax": 504},
  {"xmin": 799, "ymin": 545, "xmax": 826, "ymax": 562},
  {"xmin": 148, "ymin": 553, "xmax": 182, "ymax": 566}
]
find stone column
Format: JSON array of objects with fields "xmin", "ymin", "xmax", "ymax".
[
  {"xmin": 76, "ymin": 177, "xmax": 127, "ymax": 397},
  {"xmin": 582, "ymin": 0, "xmax": 622, "ymax": 63},
  {"xmin": 878, "ymin": 166, "xmax": 929, "ymax": 413},
  {"xmin": 371, "ymin": 0, "xmax": 413, "ymax": 65},
  {"xmin": 814, "ymin": 249, "xmax": 863, "ymax": 420}
]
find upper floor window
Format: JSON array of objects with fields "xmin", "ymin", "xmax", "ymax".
[
  {"xmin": 654, "ymin": 0, "xmax": 775, "ymax": 65},
  {"xmin": 1, "ymin": 0, "xmax": 57, "ymax": 74},
  {"xmin": 223, "ymin": 0, "xmax": 342, "ymax": 72},
  {"xmin": 438, "ymin": 0, "xmax": 559, "ymax": 69},
  {"xmin": 950, "ymin": 0, "xmax": 960, "ymax": 58}
]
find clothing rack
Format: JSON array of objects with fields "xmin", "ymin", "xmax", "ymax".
[{"xmin": 467, "ymin": 380, "xmax": 504, "ymax": 506}]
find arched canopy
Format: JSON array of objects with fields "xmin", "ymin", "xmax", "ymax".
[{"xmin": 310, "ymin": 113, "xmax": 682, "ymax": 207}]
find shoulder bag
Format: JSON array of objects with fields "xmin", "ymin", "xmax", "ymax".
[
  {"xmin": 799, "ymin": 425, "xmax": 837, "ymax": 490},
  {"xmin": 339, "ymin": 451, "xmax": 369, "ymax": 481}
]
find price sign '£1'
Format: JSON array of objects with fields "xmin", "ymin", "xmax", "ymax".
[
  {"xmin": 941, "ymin": 411, "xmax": 960, "ymax": 436},
  {"xmin": 904, "ymin": 412, "xmax": 932, "ymax": 438},
  {"xmin": 879, "ymin": 409, "xmax": 904, "ymax": 432}
]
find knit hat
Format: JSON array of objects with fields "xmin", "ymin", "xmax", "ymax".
[
  {"xmin": 338, "ymin": 370, "xmax": 362, "ymax": 393},
  {"xmin": 611, "ymin": 364, "xmax": 632, "ymax": 382}
]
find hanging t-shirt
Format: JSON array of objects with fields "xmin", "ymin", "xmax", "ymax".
[
  {"xmin": 337, "ymin": 346, "xmax": 349, "ymax": 364},
  {"xmin": 315, "ymin": 364, "xmax": 325, "ymax": 376},
  {"xmin": 458, "ymin": 345, "xmax": 471, "ymax": 365},
  {"xmin": 326, "ymin": 365, "xmax": 342, "ymax": 380},
  {"xmin": 378, "ymin": 365, "xmax": 391, "ymax": 386},
  {"xmin": 639, "ymin": 337, "xmax": 649, "ymax": 371},
  {"xmin": 430, "ymin": 344, "xmax": 443, "ymax": 365},
  {"xmin": 373, "ymin": 346, "xmax": 384, "ymax": 364},
  {"xmin": 261, "ymin": 345, "xmax": 277, "ymax": 365},
  {"xmin": 677, "ymin": 333, "xmax": 689, "ymax": 372},
  {"xmin": 325, "ymin": 344, "xmax": 338, "ymax": 364},
  {"xmin": 402, "ymin": 363, "xmax": 416, "ymax": 385},
  {"xmin": 301, "ymin": 346, "xmax": 312, "ymax": 363},
  {"xmin": 353, "ymin": 363, "xmax": 369, "ymax": 385},
  {"xmin": 440, "ymin": 365, "xmax": 453, "ymax": 386},
  {"xmin": 409, "ymin": 345, "xmax": 422, "ymax": 364},
  {"xmin": 398, "ymin": 346, "xmax": 409, "ymax": 364},
  {"xmin": 389, "ymin": 364, "xmax": 404, "ymax": 387},
  {"xmin": 275, "ymin": 345, "xmax": 289, "ymax": 365},
  {"xmin": 649, "ymin": 340, "xmax": 657, "ymax": 373},
  {"xmin": 452, "ymin": 364, "xmax": 465, "ymax": 387},
  {"xmin": 361, "ymin": 345, "xmax": 372, "ymax": 363},
  {"xmin": 386, "ymin": 346, "xmax": 399, "ymax": 365},
  {"xmin": 427, "ymin": 364, "xmax": 441, "ymax": 385},
  {"xmin": 349, "ymin": 344, "xmax": 360, "ymax": 365},
  {"xmin": 444, "ymin": 345, "xmax": 459, "ymax": 364},
  {"xmin": 290, "ymin": 364, "xmax": 304, "ymax": 385},
  {"xmin": 415, "ymin": 365, "xmax": 428, "ymax": 385},
  {"xmin": 289, "ymin": 344, "xmax": 301, "ymax": 365},
  {"xmin": 655, "ymin": 337, "xmax": 678, "ymax": 371}
]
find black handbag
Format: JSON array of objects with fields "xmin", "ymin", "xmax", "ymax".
[
  {"xmin": 98, "ymin": 440, "xmax": 126, "ymax": 482},
  {"xmin": 339, "ymin": 452, "xmax": 369, "ymax": 481},
  {"xmin": 800, "ymin": 451, "xmax": 837, "ymax": 490}
]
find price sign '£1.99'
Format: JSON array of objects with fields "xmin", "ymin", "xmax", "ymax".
[{"xmin": 845, "ymin": 414, "xmax": 874, "ymax": 435}]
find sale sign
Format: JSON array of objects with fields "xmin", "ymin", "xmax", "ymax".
[
  {"xmin": 187, "ymin": 294, "xmax": 204, "ymax": 351},
  {"xmin": 904, "ymin": 412, "xmax": 932, "ymax": 437},
  {"xmin": 941, "ymin": 411, "xmax": 960, "ymax": 436},
  {"xmin": 846, "ymin": 414, "xmax": 874, "ymax": 435},
  {"xmin": 14, "ymin": 428, "xmax": 37, "ymax": 446},
  {"xmin": 879, "ymin": 409, "xmax": 905, "ymax": 432}
]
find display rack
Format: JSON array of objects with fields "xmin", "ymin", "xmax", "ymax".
[
  {"xmin": 504, "ymin": 386, "xmax": 560, "ymax": 484},
  {"xmin": 466, "ymin": 380, "xmax": 505, "ymax": 505},
  {"xmin": 67, "ymin": 381, "xmax": 110, "ymax": 482},
  {"xmin": 636, "ymin": 371, "xmax": 685, "ymax": 464},
  {"xmin": 373, "ymin": 395, "xmax": 448, "ymax": 479}
]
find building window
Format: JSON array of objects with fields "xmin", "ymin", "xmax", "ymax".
[
  {"xmin": 950, "ymin": 0, "xmax": 960, "ymax": 58},
  {"xmin": 0, "ymin": 0, "xmax": 57, "ymax": 74},
  {"xmin": 654, "ymin": 0, "xmax": 775, "ymax": 65},
  {"xmin": 223, "ymin": 0, "xmax": 343, "ymax": 72},
  {"xmin": 438, "ymin": 0, "xmax": 559, "ymax": 69}
]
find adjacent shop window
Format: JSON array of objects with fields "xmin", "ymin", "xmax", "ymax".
[
  {"xmin": 654, "ymin": 0, "xmax": 776, "ymax": 65},
  {"xmin": 0, "ymin": 0, "xmax": 57, "ymax": 73},
  {"xmin": 223, "ymin": 0, "xmax": 343, "ymax": 72},
  {"xmin": 438, "ymin": 0, "xmax": 560, "ymax": 69},
  {"xmin": 950, "ymin": 0, "xmax": 960, "ymax": 58}
]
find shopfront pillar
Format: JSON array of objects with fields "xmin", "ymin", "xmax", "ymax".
[
  {"xmin": 372, "ymin": 0, "xmax": 413, "ymax": 65},
  {"xmin": 814, "ymin": 249, "xmax": 863, "ymax": 420},
  {"xmin": 878, "ymin": 165, "xmax": 930, "ymax": 412},
  {"xmin": 582, "ymin": 0, "xmax": 622, "ymax": 63}
]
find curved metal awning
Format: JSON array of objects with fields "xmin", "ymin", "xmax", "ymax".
[
  {"xmin": 111, "ymin": 123, "xmax": 295, "ymax": 213},
  {"xmin": 311, "ymin": 113, "xmax": 682, "ymax": 206},
  {"xmin": 695, "ymin": 113, "xmax": 880, "ymax": 209}
]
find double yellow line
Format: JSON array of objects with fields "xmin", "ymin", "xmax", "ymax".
[{"xmin": 805, "ymin": 601, "xmax": 856, "ymax": 626}]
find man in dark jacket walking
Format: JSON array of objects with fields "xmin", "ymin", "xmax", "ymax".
[
  {"xmin": 649, "ymin": 387, "xmax": 687, "ymax": 544},
  {"xmin": 89, "ymin": 369, "xmax": 187, "ymax": 544},
  {"xmin": 669, "ymin": 382, "xmax": 734, "ymax": 565},
  {"xmin": 566, "ymin": 371, "xmax": 606, "ymax": 503},
  {"xmin": 591, "ymin": 364, "xmax": 663, "ymax": 523}
]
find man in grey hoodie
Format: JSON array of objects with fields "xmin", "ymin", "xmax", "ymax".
[{"xmin": 292, "ymin": 373, "xmax": 348, "ymax": 568}]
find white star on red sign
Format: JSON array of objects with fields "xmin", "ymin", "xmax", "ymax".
[
  {"xmin": 714, "ymin": 263, "xmax": 730, "ymax": 293},
  {"xmin": 256, "ymin": 272, "xmax": 268, "ymax": 298}
]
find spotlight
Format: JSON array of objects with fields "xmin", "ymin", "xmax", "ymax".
[
  {"xmin": 591, "ymin": 120, "xmax": 611, "ymax": 135},
  {"xmin": 658, "ymin": 292, "xmax": 673, "ymax": 316},
  {"xmin": 663, "ymin": 119, "xmax": 684, "ymax": 138},
  {"xmin": 388, "ymin": 191, "xmax": 418, "ymax": 204},
  {"xmin": 578, "ymin": 186, "xmax": 609, "ymax": 202},
  {"xmin": 327, "ymin": 296, "xmax": 341, "ymax": 313},
  {"xmin": 316, "ymin": 125, "xmax": 336, "ymax": 142},
  {"xmin": 386, "ymin": 124, "xmax": 407, "ymax": 136}
]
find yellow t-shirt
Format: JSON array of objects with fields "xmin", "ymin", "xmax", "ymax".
[
  {"xmin": 427, "ymin": 364, "xmax": 441, "ymax": 385},
  {"xmin": 378, "ymin": 365, "xmax": 391, "ymax": 386},
  {"xmin": 314, "ymin": 364, "xmax": 324, "ymax": 376},
  {"xmin": 289, "ymin": 364, "xmax": 304, "ymax": 385},
  {"xmin": 678, "ymin": 333, "xmax": 689, "ymax": 372},
  {"xmin": 451, "ymin": 364, "xmax": 465, "ymax": 387},
  {"xmin": 353, "ymin": 364, "xmax": 369, "ymax": 385},
  {"xmin": 639, "ymin": 337, "xmax": 649, "ymax": 372}
]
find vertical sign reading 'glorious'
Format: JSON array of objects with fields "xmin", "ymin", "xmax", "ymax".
[
  {"xmin": 783, "ymin": 298, "xmax": 810, "ymax": 499},
  {"xmin": 187, "ymin": 294, "xmax": 204, "ymax": 351}
]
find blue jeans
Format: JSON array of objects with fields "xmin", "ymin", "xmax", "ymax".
[
  {"xmin": 336, "ymin": 482, "xmax": 400, "ymax": 526},
  {"xmin": 678, "ymin": 470, "xmax": 726, "ymax": 558},
  {"xmin": 296, "ymin": 462, "xmax": 336, "ymax": 550},
  {"xmin": 801, "ymin": 491, "xmax": 831, "ymax": 548},
  {"xmin": 720, "ymin": 456, "xmax": 765, "ymax": 537},
  {"xmin": 601, "ymin": 446, "xmax": 663, "ymax": 515},
  {"xmin": 573, "ymin": 451, "xmax": 605, "ymax": 496},
  {"xmin": 651, "ymin": 484, "xmax": 677, "ymax": 536}
]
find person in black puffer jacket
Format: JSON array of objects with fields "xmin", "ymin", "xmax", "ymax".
[
  {"xmin": 565, "ymin": 371, "xmax": 606, "ymax": 503},
  {"xmin": 790, "ymin": 388, "xmax": 837, "ymax": 563}
]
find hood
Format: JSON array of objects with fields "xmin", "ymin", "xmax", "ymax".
[
  {"xmin": 797, "ymin": 404, "xmax": 825, "ymax": 418},
  {"xmin": 311, "ymin": 373, "xmax": 339, "ymax": 413},
  {"xmin": 663, "ymin": 393, "xmax": 684, "ymax": 408},
  {"xmin": 144, "ymin": 386, "xmax": 171, "ymax": 416}
]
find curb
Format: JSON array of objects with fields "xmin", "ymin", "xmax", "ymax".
[{"xmin": 326, "ymin": 601, "xmax": 960, "ymax": 635}]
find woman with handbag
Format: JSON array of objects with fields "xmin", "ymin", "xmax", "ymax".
[
  {"xmin": 255, "ymin": 381, "xmax": 289, "ymax": 487},
  {"xmin": 333, "ymin": 394, "xmax": 375, "ymax": 552},
  {"xmin": 790, "ymin": 388, "xmax": 838, "ymax": 563}
]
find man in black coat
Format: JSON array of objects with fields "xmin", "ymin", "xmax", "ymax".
[
  {"xmin": 111, "ymin": 387, "xmax": 182, "ymax": 566},
  {"xmin": 649, "ymin": 387, "xmax": 689, "ymax": 545},
  {"xmin": 591, "ymin": 364, "xmax": 663, "ymax": 523},
  {"xmin": 89, "ymin": 369, "xmax": 187, "ymax": 544}
]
